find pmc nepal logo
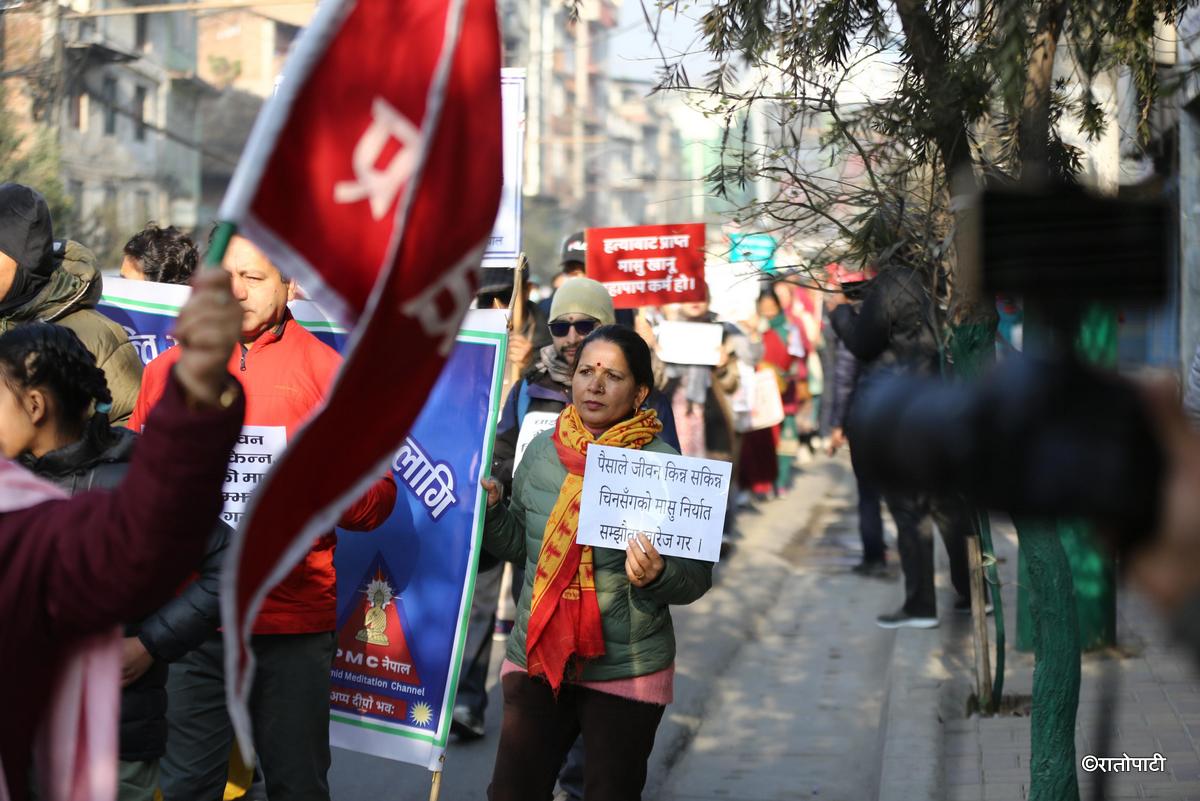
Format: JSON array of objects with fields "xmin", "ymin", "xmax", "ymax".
[{"xmin": 330, "ymin": 554, "xmax": 433, "ymax": 727}]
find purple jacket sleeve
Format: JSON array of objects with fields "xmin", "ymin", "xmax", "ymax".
[
  {"xmin": 829, "ymin": 336, "xmax": 862, "ymax": 429},
  {"xmin": 2, "ymin": 370, "xmax": 244, "ymax": 640}
]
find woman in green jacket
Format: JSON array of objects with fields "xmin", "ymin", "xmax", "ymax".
[{"xmin": 480, "ymin": 324, "xmax": 713, "ymax": 801}]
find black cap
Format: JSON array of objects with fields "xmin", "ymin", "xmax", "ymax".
[
  {"xmin": 477, "ymin": 263, "xmax": 530, "ymax": 293},
  {"xmin": 0, "ymin": 183, "xmax": 57, "ymax": 312},
  {"xmin": 561, "ymin": 231, "xmax": 586, "ymax": 269},
  {"xmin": 478, "ymin": 267, "xmax": 513, "ymax": 293}
]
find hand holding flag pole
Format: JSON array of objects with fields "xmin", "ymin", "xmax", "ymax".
[{"xmin": 205, "ymin": 221, "xmax": 237, "ymax": 270}]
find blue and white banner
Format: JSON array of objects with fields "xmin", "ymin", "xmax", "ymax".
[
  {"xmin": 98, "ymin": 277, "xmax": 507, "ymax": 772},
  {"xmin": 97, "ymin": 276, "xmax": 348, "ymax": 354},
  {"xmin": 327, "ymin": 319, "xmax": 505, "ymax": 769}
]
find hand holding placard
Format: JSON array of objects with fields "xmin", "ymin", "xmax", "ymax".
[
  {"xmin": 578, "ymin": 445, "xmax": 731, "ymax": 563},
  {"xmin": 625, "ymin": 532, "xmax": 666, "ymax": 587}
]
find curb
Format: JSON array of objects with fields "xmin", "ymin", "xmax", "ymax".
[{"xmin": 876, "ymin": 623, "xmax": 952, "ymax": 801}]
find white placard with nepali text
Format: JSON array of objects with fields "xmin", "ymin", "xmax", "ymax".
[
  {"xmin": 656, "ymin": 321, "xmax": 724, "ymax": 366},
  {"xmin": 514, "ymin": 411, "xmax": 558, "ymax": 471},
  {"xmin": 221, "ymin": 426, "xmax": 287, "ymax": 528},
  {"xmin": 577, "ymin": 445, "xmax": 731, "ymax": 563}
]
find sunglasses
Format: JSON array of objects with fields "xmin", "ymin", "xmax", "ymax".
[
  {"xmin": 549, "ymin": 319, "xmax": 598, "ymax": 337},
  {"xmin": 476, "ymin": 288, "xmax": 514, "ymax": 308}
]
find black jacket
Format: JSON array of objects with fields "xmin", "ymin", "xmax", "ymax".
[
  {"xmin": 829, "ymin": 267, "xmax": 941, "ymax": 377},
  {"xmin": 21, "ymin": 426, "xmax": 231, "ymax": 761},
  {"xmin": 493, "ymin": 367, "xmax": 570, "ymax": 495}
]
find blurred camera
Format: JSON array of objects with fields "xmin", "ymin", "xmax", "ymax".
[{"xmin": 848, "ymin": 185, "xmax": 1169, "ymax": 550}]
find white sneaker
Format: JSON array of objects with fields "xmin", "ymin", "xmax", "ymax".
[{"xmin": 876, "ymin": 609, "xmax": 939, "ymax": 629}]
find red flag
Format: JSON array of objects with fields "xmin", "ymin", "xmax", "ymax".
[{"xmin": 217, "ymin": 0, "xmax": 502, "ymax": 753}]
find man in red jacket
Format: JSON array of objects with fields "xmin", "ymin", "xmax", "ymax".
[
  {"xmin": 0, "ymin": 268, "xmax": 245, "ymax": 801},
  {"xmin": 131, "ymin": 236, "xmax": 397, "ymax": 801}
]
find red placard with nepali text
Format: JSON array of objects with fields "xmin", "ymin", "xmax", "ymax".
[{"xmin": 585, "ymin": 223, "xmax": 706, "ymax": 308}]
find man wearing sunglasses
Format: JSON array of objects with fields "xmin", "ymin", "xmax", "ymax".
[{"xmin": 492, "ymin": 277, "xmax": 615, "ymax": 486}]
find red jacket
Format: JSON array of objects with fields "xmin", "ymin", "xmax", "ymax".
[
  {"xmin": 1, "ymin": 373, "xmax": 245, "ymax": 801},
  {"xmin": 130, "ymin": 313, "xmax": 396, "ymax": 634}
]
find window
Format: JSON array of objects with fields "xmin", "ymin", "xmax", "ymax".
[
  {"xmin": 134, "ymin": 86, "xmax": 147, "ymax": 141},
  {"xmin": 274, "ymin": 22, "xmax": 299, "ymax": 58},
  {"xmin": 102, "ymin": 77, "xmax": 117, "ymax": 136},
  {"xmin": 135, "ymin": 13, "xmax": 148, "ymax": 51},
  {"xmin": 103, "ymin": 184, "xmax": 119, "ymax": 228},
  {"xmin": 67, "ymin": 86, "xmax": 83, "ymax": 130}
]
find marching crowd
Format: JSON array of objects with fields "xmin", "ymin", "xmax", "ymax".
[
  {"xmin": 0, "ymin": 178, "xmax": 933, "ymax": 801},
  {"xmin": 2, "ymin": 176, "xmax": 1200, "ymax": 801}
]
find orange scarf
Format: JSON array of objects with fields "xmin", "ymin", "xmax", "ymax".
[{"xmin": 526, "ymin": 404, "xmax": 662, "ymax": 690}]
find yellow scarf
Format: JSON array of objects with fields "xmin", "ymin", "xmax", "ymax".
[{"xmin": 525, "ymin": 404, "xmax": 662, "ymax": 689}]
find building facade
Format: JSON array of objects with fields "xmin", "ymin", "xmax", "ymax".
[{"xmin": 2, "ymin": 0, "xmax": 210, "ymax": 265}]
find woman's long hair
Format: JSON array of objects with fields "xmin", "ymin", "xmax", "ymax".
[{"xmin": 0, "ymin": 322, "xmax": 119, "ymax": 454}]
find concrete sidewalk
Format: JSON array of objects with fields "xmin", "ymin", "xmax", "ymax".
[{"xmin": 929, "ymin": 522, "xmax": 1200, "ymax": 801}]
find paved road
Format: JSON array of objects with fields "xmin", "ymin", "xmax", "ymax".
[{"xmin": 659, "ymin": 461, "xmax": 903, "ymax": 801}]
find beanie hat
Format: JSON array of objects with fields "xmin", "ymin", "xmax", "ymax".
[{"xmin": 549, "ymin": 277, "xmax": 615, "ymax": 325}]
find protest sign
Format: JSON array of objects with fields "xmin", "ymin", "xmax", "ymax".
[
  {"xmin": 656, "ymin": 321, "xmax": 724, "ymax": 366},
  {"xmin": 705, "ymin": 259, "xmax": 761, "ymax": 324},
  {"xmin": 98, "ymin": 279, "xmax": 507, "ymax": 772},
  {"xmin": 585, "ymin": 223, "xmax": 706, "ymax": 308},
  {"xmin": 222, "ymin": 428, "xmax": 287, "ymax": 528},
  {"xmin": 513, "ymin": 410, "xmax": 558, "ymax": 471},
  {"xmin": 483, "ymin": 69, "xmax": 526, "ymax": 266},
  {"xmin": 577, "ymin": 445, "xmax": 731, "ymax": 563}
]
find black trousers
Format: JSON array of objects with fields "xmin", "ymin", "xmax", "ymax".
[
  {"xmin": 488, "ymin": 672, "xmax": 665, "ymax": 801},
  {"xmin": 159, "ymin": 632, "xmax": 335, "ymax": 801},
  {"xmin": 849, "ymin": 442, "xmax": 885, "ymax": 564},
  {"xmin": 883, "ymin": 492, "xmax": 976, "ymax": 617}
]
